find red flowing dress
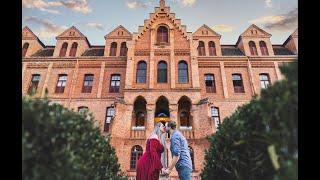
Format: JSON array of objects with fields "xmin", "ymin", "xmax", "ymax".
[{"xmin": 136, "ymin": 138, "xmax": 164, "ymax": 180}]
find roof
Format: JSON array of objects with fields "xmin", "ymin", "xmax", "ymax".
[
  {"xmin": 221, "ymin": 45, "xmax": 244, "ymax": 56},
  {"xmin": 82, "ymin": 47, "xmax": 104, "ymax": 56},
  {"xmin": 31, "ymin": 48, "xmax": 54, "ymax": 57},
  {"xmin": 272, "ymin": 45, "xmax": 294, "ymax": 55}
]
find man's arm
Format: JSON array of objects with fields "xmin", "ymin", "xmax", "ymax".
[{"xmin": 166, "ymin": 135, "xmax": 180, "ymax": 173}]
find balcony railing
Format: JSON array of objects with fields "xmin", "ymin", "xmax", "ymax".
[
  {"xmin": 130, "ymin": 127, "xmax": 146, "ymax": 139},
  {"xmin": 180, "ymin": 127, "xmax": 195, "ymax": 139}
]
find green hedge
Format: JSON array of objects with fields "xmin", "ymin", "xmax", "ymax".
[
  {"xmin": 201, "ymin": 60, "xmax": 298, "ymax": 180},
  {"xmin": 22, "ymin": 97, "xmax": 126, "ymax": 180}
]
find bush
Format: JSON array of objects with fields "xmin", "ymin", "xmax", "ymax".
[
  {"xmin": 22, "ymin": 97, "xmax": 126, "ymax": 180},
  {"xmin": 201, "ymin": 60, "xmax": 298, "ymax": 180}
]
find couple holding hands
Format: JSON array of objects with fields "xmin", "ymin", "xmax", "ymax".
[{"xmin": 136, "ymin": 121, "xmax": 192, "ymax": 180}]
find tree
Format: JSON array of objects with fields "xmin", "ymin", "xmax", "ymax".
[
  {"xmin": 201, "ymin": 60, "xmax": 298, "ymax": 180},
  {"xmin": 22, "ymin": 97, "xmax": 126, "ymax": 180}
]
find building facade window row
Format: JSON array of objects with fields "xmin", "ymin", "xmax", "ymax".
[
  {"xmin": 197, "ymin": 41, "xmax": 217, "ymax": 56},
  {"xmin": 249, "ymin": 40, "xmax": 269, "ymax": 56},
  {"xmin": 110, "ymin": 42, "xmax": 128, "ymax": 57},
  {"xmin": 59, "ymin": 42, "xmax": 78, "ymax": 57}
]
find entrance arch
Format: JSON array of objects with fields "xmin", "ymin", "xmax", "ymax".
[{"xmin": 155, "ymin": 96, "xmax": 170, "ymax": 119}]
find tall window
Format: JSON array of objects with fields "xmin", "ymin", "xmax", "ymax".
[
  {"xmin": 178, "ymin": 61, "xmax": 188, "ymax": 83},
  {"xmin": 208, "ymin": 41, "xmax": 216, "ymax": 56},
  {"xmin": 249, "ymin": 41, "xmax": 258, "ymax": 56},
  {"xmin": 22, "ymin": 43, "xmax": 29, "ymax": 57},
  {"xmin": 78, "ymin": 106, "xmax": 88, "ymax": 114},
  {"xmin": 157, "ymin": 26, "xmax": 168, "ymax": 44},
  {"xmin": 130, "ymin": 145, "xmax": 143, "ymax": 170},
  {"xmin": 133, "ymin": 96, "xmax": 147, "ymax": 127},
  {"xmin": 104, "ymin": 107, "xmax": 115, "ymax": 132},
  {"xmin": 82, "ymin": 74, "xmax": 94, "ymax": 93},
  {"xmin": 69, "ymin": 42, "xmax": 78, "ymax": 57},
  {"xmin": 136, "ymin": 61, "xmax": 147, "ymax": 83},
  {"xmin": 109, "ymin": 42, "xmax": 117, "ymax": 56},
  {"xmin": 157, "ymin": 61, "xmax": 167, "ymax": 83},
  {"xmin": 120, "ymin": 42, "xmax": 128, "ymax": 56},
  {"xmin": 260, "ymin": 73, "xmax": 270, "ymax": 89},
  {"xmin": 28, "ymin": 74, "xmax": 40, "ymax": 95},
  {"xmin": 232, "ymin": 74, "xmax": 245, "ymax": 93},
  {"xmin": 197, "ymin": 41, "xmax": 206, "ymax": 56},
  {"xmin": 59, "ymin": 42, "xmax": 68, "ymax": 57},
  {"xmin": 109, "ymin": 74, "xmax": 120, "ymax": 93},
  {"xmin": 211, "ymin": 107, "xmax": 220, "ymax": 130},
  {"xmin": 189, "ymin": 146, "xmax": 195, "ymax": 170},
  {"xmin": 259, "ymin": 41, "xmax": 269, "ymax": 55},
  {"xmin": 205, "ymin": 74, "xmax": 216, "ymax": 93},
  {"xmin": 55, "ymin": 74, "xmax": 67, "ymax": 93},
  {"xmin": 178, "ymin": 96, "xmax": 192, "ymax": 128}
]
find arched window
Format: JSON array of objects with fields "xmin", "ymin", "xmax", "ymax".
[
  {"xmin": 249, "ymin": 41, "xmax": 258, "ymax": 56},
  {"xmin": 136, "ymin": 61, "xmax": 147, "ymax": 83},
  {"xmin": 211, "ymin": 107, "xmax": 220, "ymax": 130},
  {"xmin": 133, "ymin": 96, "xmax": 147, "ymax": 127},
  {"xmin": 157, "ymin": 26, "xmax": 168, "ymax": 44},
  {"xmin": 22, "ymin": 43, "xmax": 29, "ymax": 57},
  {"xmin": 109, "ymin": 42, "xmax": 117, "ymax": 56},
  {"xmin": 59, "ymin": 42, "xmax": 68, "ymax": 57},
  {"xmin": 178, "ymin": 61, "xmax": 188, "ymax": 83},
  {"xmin": 178, "ymin": 96, "xmax": 192, "ymax": 128},
  {"xmin": 55, "ymin": 74, "xmax": 67, "ymax": 93},
  {"xmin": 130, "ymin": 145, "xmax": 143, "ymax": 170},
  {"xmin": 189, "ymin": 146, "xmax": 195, "ymax": 170},
  {"xmin": 232, "ymin": 74, "xmax": 245, "ymax": 93},
  {"xmin": 69, "ymin": 42, "xmax": 78, "ymax": 57},
  {"xmin": 205, "ymin": 74, "xmax": 216, "ymax": 93},
  {"xmin": 208, "ymin": 41, "xmax": 216, "ymax": 56},
  {"xmin": 259, "ymin": 73, "xmax": 270, "ymax": 89},
  {"xmin": 157, "ymin": 61, "xmax": 167, "ymax": 83},
  {"xmin": 197, "ymin": 41, "xmax": 206, "ymax": 56},
  {"xmin": 120, "ymin": 42, "xmax": 128, "ymax": 56},
  {"xmin": 104, "ymin": 107, "xmax": 115, "ymax": 132},
  {"xmin": 259, "ymin": 41, "xmax": 269, "ymax": 55},
  {"xmin": 109, "ymin": 74, "xmax": 121, "ymax": 93}
]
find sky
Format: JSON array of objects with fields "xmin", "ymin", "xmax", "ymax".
[{"xmin": 22, "ymin": 0, "xmax": 298, "ymax": 46}]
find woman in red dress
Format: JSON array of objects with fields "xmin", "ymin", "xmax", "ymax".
[{"xmin": 136, "ymin": 122, "xmax": 166, "ymax": 180}]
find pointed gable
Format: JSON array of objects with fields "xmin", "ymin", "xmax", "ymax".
[
  {"xmin": 240, "ymin": 24, "xmax": 271, "ymax": 38},
  {"xmin": 105, "ymin": 25, "xmax": 132, "ymax": 39},
  {"xmin": 193, "ymin": 24, "xmax": 221, "ymax": 37},
  {"xmin": 56, "ymin": 26, "xmax": 87, "ymax": 39},
  {"xmin": 22, "ymin": 26, "xmax": 38, "ymax": 40}
]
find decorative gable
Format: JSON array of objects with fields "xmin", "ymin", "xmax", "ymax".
[
  {"xmin": 105, "ymin": 25, "xmax": 132, "ymax": 39},
  {"xmin": 240, "ymin": 24, "xmax": 271, "ymax": 38},
  {"xmin": 22, "ymin": 26, "xmax": 39, "ymax": 40},
  {"xmin": 56, "ymin": 26, "xmax": 86, "ymax": 40},
  {"xmin": 193, "ymin": 24, "xmax": 221, "ymax": 38}
]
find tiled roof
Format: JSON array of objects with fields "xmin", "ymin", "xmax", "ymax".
[
  {"xmin": 82, "ymin": 47, "xmax": 104, "ymax": 56},
  {"xmin": 31, "ymin": 48, "xmax": 54, "ymax": 57},
  {"xmin": 221, "ymin": 46, "xmax": 244, "ymax": 56},
  {"xmin": 273, "ymin": 46, "xmax": 294, "ymax": 55}
]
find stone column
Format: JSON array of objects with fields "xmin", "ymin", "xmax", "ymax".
[
  {"xmin": 67, "ymin": 59, "xmax": 79, "ymax": 108},
  {"xmin": 190, "ymin": 40, "xmax": 200, "ymax": 88},
  {"xmin": 149, "ymin": 28, "xmax": 155, "ymax": 89},
  {"xmin": 41, "ymin": 62, "xmax": 53, "ymax": 98},
  {"xmin": 247, "ymin": 58, "xmax": 257, "ymax": 95},
  {"xmin": 146, "ymin": 104, "xmax": 155, "ymax": 137},
  {"xmin": 97, "ymin": 61, "xmax": 106, "ymax": 98},
  {"xmin": 170, "ymin": 29, "xmax": 176, "ymax": 88},
  {"xmin": 125, "ymin": 41, "xmax": 135, "ymax": 89},
  {"xmin": 220, "ymin": 61, "xmax": 229, "ymax": 98}
]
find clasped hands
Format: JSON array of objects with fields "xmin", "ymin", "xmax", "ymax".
[{"xmin": 161, "ymin": 168, "xmax": 171, "ymax": 175}]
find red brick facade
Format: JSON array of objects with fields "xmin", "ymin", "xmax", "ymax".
[{"xmin": 22, "ymin": 1, "xmax": 297, "ymax": 179}]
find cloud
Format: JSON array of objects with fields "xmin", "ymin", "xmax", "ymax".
[
  {"xmin": 265, "ymin": 0, "xmax": 272, "ymax": 8},
  {"xmin": 22, "ymin": 0, "xmax": 92, "ymax": 14},
  {"xmin": 86, "ymin": 22, "xmax": 104, "ymax": 30},
  {"xmin": 213, "ymin": 24, "xmax": 234, "ymax": 32},
  {"xmin": 125, "ymin": 0, "xmax": 151, "ymax": 9},
  {"xmin": 172, "ymin": 0, "xmax": 197, "ymax": 7},
  {"xmin": 24, "ymin": 16, "xmax": 66, "ymax": 39},
  {"xmin": 249, "ymin": 8, "xmax": 297, "ymax": 31}
]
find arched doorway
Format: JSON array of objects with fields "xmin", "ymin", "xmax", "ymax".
[
  {"xmin": 133, "ymin": 96, "xmax": 147, "ymax": 128},
  {"xmin": 178, "ymin": 96, "xmax": 192, "ymax": 129}
]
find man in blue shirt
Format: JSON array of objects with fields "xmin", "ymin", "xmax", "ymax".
[{"xmin": 163, "ymin": 121, "xmax": 192, "ymax": 180}]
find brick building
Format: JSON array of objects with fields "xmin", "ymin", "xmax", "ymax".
[{"xmin": 22, "ymin": 0, "xmax": 297, "ymax": 179}]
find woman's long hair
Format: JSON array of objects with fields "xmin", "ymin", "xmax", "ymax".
[{"xmin": 147, "ymin": 122, "xmax": 168, "ymax": 168}]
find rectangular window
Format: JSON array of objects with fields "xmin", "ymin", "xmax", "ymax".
[
  {"xmin": 232, "ymin": 74, "xmax": 245, "ymax": 93},
  {"xmin": 205, "ymin": 75, "xmax": 216, "ymax": 93},
  {"xmin": 28, "ymin": 74, "xmax": 40, "ymax": 95},
  {"xmin": 105, "ymin": 107, "xmax": 115, "ymax": 132},
  {"xmin": 260, "ymin": 74, "xmax": 270, "ymax": 89},
  {"xmin": 211, "ymin": 107, "xmax": 220, "ymax": 130},
  {"xmin": 82, "ymin": 74, "xmax": 94, "ymax": 93},
  {"xmin": 55, "ymin": 74, "xmax": 67, "ymax": 93},
  {"xmin": 109, "ymin": 75, "xmax": 120, "ymax": 93}
]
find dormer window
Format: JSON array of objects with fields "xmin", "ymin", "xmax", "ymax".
[
  {"xmin": 69, "ymin": 42, "xmax": 78, "ymax": 57},
  {"xmin": 59, "ymin": 42, "xmax": 68, "ymax": 57},
  {"xmin": 197, "ymin": 41, "xmax": 206, "ymax": 56},
  {"xmin": 208, "ymin": 41, "xmax": 216, "ymax": 56},
  {"xmin": 157, "ymin": 26, "xmax": 169, "ymax": 44},
  {"xmin": 249, "ymin": 41, "xmax": 258, "ymax": 56},
  {"xmin": 259, "ymin": 41, "xmax": 269, "ymax": 55},
  {"xmin": 110, "ymin": 42, "xmax": 117, "ymax": 56},
  {"xmin": 22, "ymin": 42, "xmax": 29, "ymax": 57},
  {"xmin": 120, "ymin": 42, "xmax": 128, "ymax": 56}
]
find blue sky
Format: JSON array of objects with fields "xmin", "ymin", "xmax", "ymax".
[{"xmin": 22, "ymin": 0, "xmax": 298, "ymax": 46}]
